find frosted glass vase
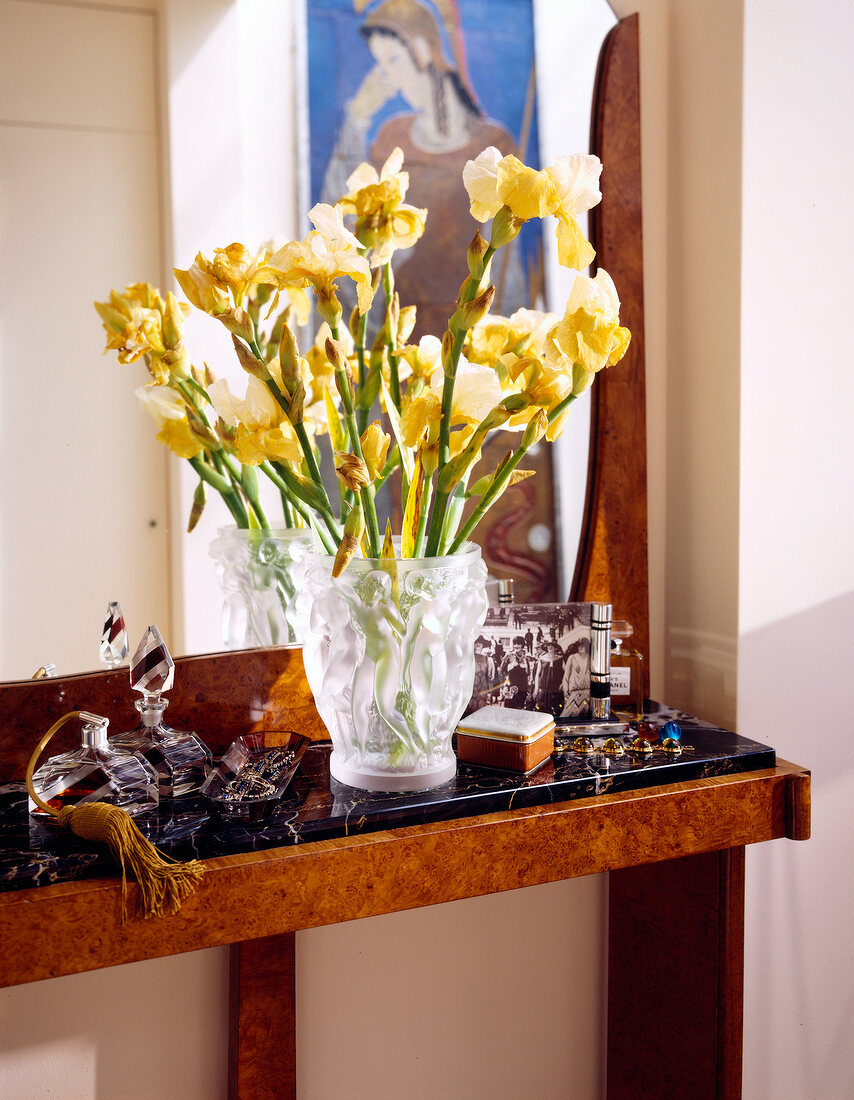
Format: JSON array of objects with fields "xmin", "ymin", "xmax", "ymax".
[
  {"xmin": 299, "ymin": 543, "xmax": 488, "ymax": 792},
  {"xmin": 209, "ymin": 526, "xmax": 313, "ymax": 648}
]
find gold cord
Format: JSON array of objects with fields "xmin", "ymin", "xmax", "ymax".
[{"xmin": 25, "ymin": 710, "xmax": 204, "ymax": 921}]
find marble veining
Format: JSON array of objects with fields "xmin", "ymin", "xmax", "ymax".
[{"xmin": 0, "ymin": 704, "xmax": 775, "ymax": 895}]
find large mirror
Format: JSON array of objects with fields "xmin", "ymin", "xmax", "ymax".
[{"xmin": 0, "ymin": 0, "xmax": 617, "ymax": 681}]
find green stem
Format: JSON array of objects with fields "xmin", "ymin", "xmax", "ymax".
[
  {"xmin": 355, "ymin": 312, "xmax": 370, "ymax": 437},
  {"xmin": 448, "ymin": 393, "xmax": 577, "ymax": 554},
  {"xmin": 331, "ymin": 326, "xmax": 381, "ymax": 557},
  {"xmin": 423, "ymin": 245, "xmax": 495, "ymax": 556},
  {"xmin": 382, "ymin": 264, "xmax": 401, "ymax": 411},
  {"xmin": 189, "ymin": 455, "xmax": 248, "ymax": 527}
]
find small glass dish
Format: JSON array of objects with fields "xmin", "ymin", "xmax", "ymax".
[{"xmin": 199, "ymin": 731, "xmax": 308, "ymax": 822}]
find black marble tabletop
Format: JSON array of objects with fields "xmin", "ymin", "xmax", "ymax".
[{"xmin": 0, "ymin": 703, "xmax": 775, "ymax": 895}]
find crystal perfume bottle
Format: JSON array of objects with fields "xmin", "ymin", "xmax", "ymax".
[
  {"xmin": 29, "ymin": 711, "xmax": 159, "ymax": 817},
  {"xmin": 111, "ymin": 626, "xmax": 212, "ymax": 797},
  {"xmin": 610, "ymin": 619, "xmax": 645, "ymax": 720},
  {"xmin": 100, "ymin": 601, "xmax": 128, "ymax": 668}
]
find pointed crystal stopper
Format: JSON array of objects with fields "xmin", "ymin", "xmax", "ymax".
[
  {"xmin": 100, "ymin": 601, "xmax": 128, "ymax": 667},
  {"xmin": 130, "ymin": 625, "xmax": 174, "ymax": 696}
]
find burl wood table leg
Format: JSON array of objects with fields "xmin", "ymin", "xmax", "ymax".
[
  {"xmin": 229, "ymin": 933, "xmax": 297, "ymax": 1100},
  {"xmin": 607, "ymin": 847, "xmax": 745, "ymax": 1099}
]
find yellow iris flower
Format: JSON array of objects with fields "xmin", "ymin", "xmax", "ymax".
[
  {"xmin": 360, "ymin": 421, "xmax": 391, "ymax": 482},
  {"xmin": 95, "ymin": 284, "xmax": 190, "ymax": 382},
  {"xmin": 208, "ymin": 375, "xmax": 302, "ymax": 466},
  {"xmin": 135, "ymin": 384, "xmax": 203, "ymax": 459},
  {"xmin": 463, "ymin": 146, "xmax": 602, "ymax": 270},
  {"xmin": 544, "ymin": 269, "xmax": 631, "ymax": 393},
  {"xmin": 260, "ymin": 231, "xmax": 374, "ymax": 320},
  {"xmin": 338, "ymin": 147, "xmax": 427, "ymax": 267}
]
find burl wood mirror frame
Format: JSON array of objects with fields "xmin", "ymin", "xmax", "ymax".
[
  {"xmin": 0, "ymin": 15, "xmax": 648, "ymax": 777},
  {"xmin": 572, "ymin": 13, "xmax": 649, "ymax": 694}
]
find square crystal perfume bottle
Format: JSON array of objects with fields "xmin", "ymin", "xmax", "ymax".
[
  {"xmin": 111, "ymin": 625, "xmax": 212, "ymax": 798},
  {"xmin": 29, "ymin": 711, "xmax": 159, "ymax": 818},
  {"xmin": 610, "ymin": 619, "xmax": 645, "ymax": 721}
]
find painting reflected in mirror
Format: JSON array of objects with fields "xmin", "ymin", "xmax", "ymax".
[{"xmin": 0, "ymin": 0, "xmax": 617, "ymax": 682}]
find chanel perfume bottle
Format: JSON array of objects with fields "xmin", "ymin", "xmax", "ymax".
[
  {"xmin": 29, "ymin": 711, "xmax": 159, "ymax": 817},
  {"xmin": 610, "ymin": 619, "xmax": 644, "ymax": 721},
  {"xmin": 112, "ymin": 626, "xmax": 212, "ymax": 797}
]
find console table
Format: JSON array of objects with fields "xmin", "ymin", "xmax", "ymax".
[{"xmin": 0, "ymin": 655, "xmax": 810, "ymax": 1100}]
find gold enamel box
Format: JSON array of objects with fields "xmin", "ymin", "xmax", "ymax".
[{"xmin": 456, "ymin": 706, "xmax": 555, "ymax": 774}]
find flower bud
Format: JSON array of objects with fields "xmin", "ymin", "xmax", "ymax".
[
  {"xmin": 466, "ymin": 230, "xmax": 490, "ymax": 276},
  {"xmin": 360, "ymin": 421, "xmax": 391, "ymax": 481},
  {"xmin": 457, "ymin": 284, "xmax": 495, "ymax": 330},
  {"xmin": 333, "ymin": 501, "xmax": 365, "ymax": 577},
  {"xmin": 187, "ymin": 481, "xmax": 206, "ymax": 533},
  {"xmin": 278, "ymin": 323, "xmax": 301, "ymax": 393},
  {"xmin": 316, "ymin": 287, "xmax": 342, "ymax": 331},
  {"xmin": 490, "ymin": 206, "xmax": 524, "ymax": 249},
  {"xmin": 232, "ymin": 334, "xmax": 268, "ymax": 379},
  {"xmin": 385, "ymin": 292, "xmax": 400, "ymax": 344},
  {"xmin": 335, "ymin": 452, "xmax": 371, "ymax": 492},
  {"xmin": 441, "ymin": 329, "xmax": 454, "ymax": 372},
  {"xmin": 521, "ymin": 408, "xmax": 548, "ymax": 449},
  {"xmin": 398, "ymin": 305, "xmax": 417, "ymax": 344},
  {"xmin": 162, "ymin": 292, "xmax": 187, "ymax": 349},
  {"xmin": 219, "ymin": 306, "xmax": 255, "ymax": 344},
  {"xmin": 288, "ymin": 379, "xmax": 306, "ymax": 424}
]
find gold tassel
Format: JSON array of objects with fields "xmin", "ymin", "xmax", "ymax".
[{"xmin": 26, "ymin": 711, "xmax": 205, "ymax": 922}]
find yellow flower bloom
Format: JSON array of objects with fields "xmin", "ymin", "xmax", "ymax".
[
  {"xmin": 463, "ymin": 148, "xmax": 602, "ymax": 270},
  {"xmin": 401, "ymin": 390, "xmax": 442, "ymax": 449},
  {"xmin": 428, "ymin": 358, "xmax": 503, "ymax": 426},
  {"xmin": 261, "ymin": 232, "xmax": 374, "ymax": 319},
  {"xmin": 545, "ymin": 269, "xmax": 631, "ymax": 382},
  {"xmin": 175, "ymin": 243, "xmax": 270, "ymax": 310},
  {"xmin": 338, "ymin": 147, "xmax": 427, "ymax": 266},
  {"xmin": 401, "ymin": 334, "xmax": 442, "ymax": 383},
  {"xmin": 95, "ymin": 285, "xmax": 190, "ymax": 381},
  {"xmin": 308, "ymin": 203, "xmax": 362, "ymax": 251},
  {"xmin": 207, "ymin": 375, "xmax": 302, "ymax": 466},
  {"xmin": 135, "ymin": 385, "xmax": 203, "ymax": 459},
  {"xmin": 360, "ymin": 421, "xmax": 391, "ymax": 481}
]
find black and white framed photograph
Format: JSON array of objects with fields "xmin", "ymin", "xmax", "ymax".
[{"xmin": 466, "ymin": 602, "xmax": 593, "ymax": 721}]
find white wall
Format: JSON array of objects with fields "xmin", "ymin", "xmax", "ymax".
[
  {"xmin": 617, "ymin": 0, "xmax": 854, "ymax": 1095},
  {"xmin": 739, "ymin": 0, "xmax": 854, "ymax": 1095}
]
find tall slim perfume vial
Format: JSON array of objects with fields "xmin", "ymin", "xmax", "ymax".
[{"xmin": 590, "ymin": 603, "xmax": 612, "ymax": 720}]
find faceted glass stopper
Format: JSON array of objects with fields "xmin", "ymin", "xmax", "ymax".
[
  {"xmin": 100, "ymin": 601, "xmax": 128, "ymax": 667},
  {"xmin": 130, "ymin": 624, "xmax": 174, "ymax": 695}
]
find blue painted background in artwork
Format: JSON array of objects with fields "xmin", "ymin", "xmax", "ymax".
[{"xmin": 307, "ymin": 0, "xmax": 541, "ymax": 206}]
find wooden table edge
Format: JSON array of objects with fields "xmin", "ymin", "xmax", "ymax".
[{"xmin": 0, "ymin": 759, "xmax": 809, "ymax": 988}]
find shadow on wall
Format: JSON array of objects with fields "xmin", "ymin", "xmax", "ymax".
[{"xmin": 739, "ymin": 589, "xmax": 854, "ymax": 1099}]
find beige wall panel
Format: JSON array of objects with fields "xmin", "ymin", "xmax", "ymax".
[
  {"xmin": 0, "ymin": 4, "xmax": 169, "ymax": 678},
  {"xmin": 0, "ymin": 0, "xmax": 156, "ymax": 129}
]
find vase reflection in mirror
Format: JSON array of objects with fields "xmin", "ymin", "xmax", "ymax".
[{"xmin": 209, "ymin": 526, "xmax": 314, "ymax": 648}]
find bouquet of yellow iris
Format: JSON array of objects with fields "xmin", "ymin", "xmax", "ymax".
[{"xmin": 96, "ymin": 145, "xmax": 629, "ymax": 580}]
